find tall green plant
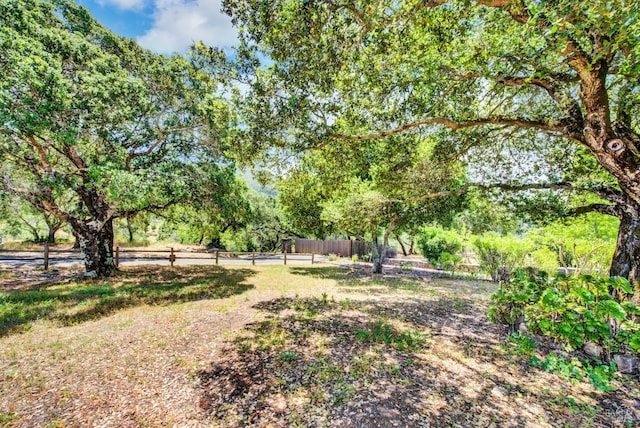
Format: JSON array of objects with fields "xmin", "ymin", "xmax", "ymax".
[
  {"xmin": 528, "ymin": 276, "xmax": 640, "ymax": 354},
  {"xmin": 473, "ymin": 233, "xmax": 534, "ymax": 282},
  {"xmin": 488, "ymin": 268, "xmax": 549, "ymax": 329}
]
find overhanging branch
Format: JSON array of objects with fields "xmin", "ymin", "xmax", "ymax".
[
  {"xmin": 330, "ymin": 116, "xmax": 568, "ymax": 142},
  {"xmin": 568, "ymin": 203, "xmax": 620, "ymax": 218},
  {"xmin": 387, "ymin": 181, "xmax": 575, "ymax": 204}
]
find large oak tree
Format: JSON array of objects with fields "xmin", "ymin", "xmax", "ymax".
[
  {"xmin": 0, "ymin": 0, "xmax": 232, "ymax": 276},
  {"xmin": 220, "ymin": 0, "xmax": 640, "ymax": 283}
]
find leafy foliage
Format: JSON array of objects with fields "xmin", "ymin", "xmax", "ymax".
[
  {"xmin": 218, "ymin": 0, "xmax": 640, "ymax": 283},
  {"xmin": 473, "ymin": 233, "xmax": 534, "ymax": 281},
  {"xmin": 528, "ymin": 213, "xmax": 618, "ymax": 273},
  {"xmin": 0, "ymin": 0, "xmax": 233, "ymax": 274},
  {"xmin": 354, "ymin": 320, "xmax": 426, "ymax": 351},
  {"xmin": 490, "ymin": 272, "xmax": 640, "ymax": 357},
  {"xmin": 415, "ymin": 226, "xmax": 463, "ymax": 271},
  {"xmin": 488, "ymin": 268, "xmax": 550, "ymax": 327}
]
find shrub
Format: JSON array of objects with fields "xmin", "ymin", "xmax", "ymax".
[
  {"xmin": 489, "ymin": 273, "xmax": 640, "ymax": 358},
  {"xmin": 527, "ymin": 275, "xmax": 640, "ymax": 354},
  {"xmin": 473, "ymin": 232, "xmax": 534, "ymax": 281},
  {"xmin": 488, "ymin": 268, "xmax": 549, "ymax": 328},
  {"xmin": 416, "ymin": 226, "xmax": 462, "ymax": 267}
]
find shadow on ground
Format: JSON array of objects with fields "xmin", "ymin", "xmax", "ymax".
[
  {"xmin": 198, "ymin": 268, "xmax": 640, "ymax": 427},
  {"xmin": 289, "ymin": 265, "xmax": 481, "ymax": 296},
  {"xmin": 0, "ymin": 265, "xmax": 255, "ymax": 337}
]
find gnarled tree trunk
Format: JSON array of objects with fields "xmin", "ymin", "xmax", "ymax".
[
  {"xmin": 97, "ymin": 219, "xmax": 116, "ymax": 277},
  {"xmin": 74, "ymin": 219, "xmax": 116, "ymax": 277},
  {"xmin": 610, "ymin": 204, "xmax": 640, "ymax": 285}
]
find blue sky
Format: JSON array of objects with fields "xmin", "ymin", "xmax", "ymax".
[{"xmin": 77, "ymin": 0, "xmax": 239, "ymax": 54}]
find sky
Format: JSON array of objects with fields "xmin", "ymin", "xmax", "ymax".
[{"xmin": 77, "ymin": 0, "xmax": 239, "ymax": 54}]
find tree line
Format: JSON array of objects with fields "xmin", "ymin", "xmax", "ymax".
[{"xmin": 1, "ymin": 0, "xmax": 639, "ymax": 286}]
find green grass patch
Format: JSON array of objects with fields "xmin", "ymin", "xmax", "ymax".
[
  {"xmin": 355, "ymin": 320, "xmax": 427, "ymax": 351},
  {"xmin": 0, "ymin": 266, "xmax": 254, "ymax": 336},
  {"xmin": 0, "ymin": 413, "xmax": 18, "ymax": 426}
]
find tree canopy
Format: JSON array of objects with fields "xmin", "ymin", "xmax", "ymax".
[
  {"xmin": 220, "ymin": 0, "xmax": 640, "ymax": 282},
  {"xmin": 0, "ymin": 0, "xmax": 234, "ymax": 275}
]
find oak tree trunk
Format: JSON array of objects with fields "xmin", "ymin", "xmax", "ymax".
[
  {"xmin": 46, "ymin": 224, "xmax": 61, "ymax": 244},
  {"xmin": 610, "ymin": 205, "xmax": 640, "ymax": 286},
  {"xmin": 96, "ymin": 219, "xmax": 116, "ymax": 277},
  {"xmin": 74, "ymin": 219, "xmax": 116, "ymax": 277},
  {"xmin": 76, "ymin": 231, "xmax": 98, "ymax": 275},
  {"xmin": 71, "ymin": 230, "xmax": 80, "ymax": 249},
  {"xmin": 126, "ymin": 216, "xmax": 134, "ymax": 243},
  {"xmin": 371, "ymin": 243, "xmax": 384, "ymax": 274},
  {"xmin": 395, "ymin": 233, "xmax": 408, "ymax": 256},
  {"xmin": 370, "ymin": 231, "xmax": 385, "ymax": 274}
]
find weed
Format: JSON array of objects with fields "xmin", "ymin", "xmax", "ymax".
[
  {"xmin": 0, "ymin": 413, "xmax": 17, "ymax": 425},
  {"xmin": 307, "ymin": 357, "xmax": 343, "ymax": 383},
  {"xmin": 321, "ymin": 293, "xmax": 329, "ymax": 306},
  {"xmin": 453, "ymin": 299, "xmax": 467, "ymax": 310},
  {"xmin": 350, "ymin": 353, "xmax": 378, "ymax": 378},
  {"xmin": 339, "ymin": 298, "xmax": 353, "ymax": 310},
  {"xmin": 530, "ymin": 354, "xmax": 618, "ymax": 392},
  {"xmin": 508, "ymin": 333, "xmax": 538, "ymax": 357},
  {"xmin": 255, "ymin": 319, "xmax": 288, "ymax": 351},
  {"xmin": 279, "ymin": 350, "xmax": 298, "ymax": 362},
  {"xmin": 331, "ymin": 381, "xmax": 355, "ymax": 405},
  {"xmin": 355, "ymin": 320, "xmax": 426, "ymax": 351}
]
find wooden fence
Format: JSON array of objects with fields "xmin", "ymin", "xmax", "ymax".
[
  {"xmin": 0, "ymin": 245, "xmax": 318, "ymax": 270},
  {"xmin": 295, "ymin": 239, "xmax": 369, "ymax": 258}
]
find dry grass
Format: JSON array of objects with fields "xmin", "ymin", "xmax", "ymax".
[{"xmin": 1, "ymin": 264, "xmax": 639, "ymax": 427}]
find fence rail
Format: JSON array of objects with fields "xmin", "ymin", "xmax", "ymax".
[{"xmin": 0, "ymin": 245, "xmax": 320, "ymax": 269}]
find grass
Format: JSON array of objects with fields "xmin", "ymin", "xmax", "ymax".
[
  {"xmin": 355, "ymin": 320, "xmax": 427, "ymax": 351},
  {"xmin": 2, "ymin": 264, "xmax": 639, "ymax": 427},
  {"xmin": 0, "ymin": 266, "xmax": 254, "ymax": 336}
]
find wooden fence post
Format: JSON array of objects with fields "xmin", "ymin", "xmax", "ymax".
[
  {"xmin": 43, "ymin": 243, "xmax": 49, "ymax": 271},
  {"xmin": 170, "ymin": 247, "xmax": 175, "ymax": 267},
  {"xmin": 115, "ymin": 246, "xmax": 120, "ymax": 268},
  {"xmin": 311, "ymin": 253, "xmax": 314, "ymax": 265},
  {"xmin": 215, "ymin": 250, "xmax": 219, "ymax": 265},
  {"xmin": 252, "ymin": 251, "xmax": 255, "ymax": 265},
  {"xmin": 284, "ymin": 250, "xmax": 287, "ymax": 265}
]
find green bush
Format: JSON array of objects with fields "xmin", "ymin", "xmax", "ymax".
[
  {"xmin": 416, "ymin": 226, "xmax": 462, "ymax": 267},
  {"xmin": 528, "ymin": 275, "xmax": 640, "ymax": 354},
  {"xmin": 489, "ymin": 273, "xmax": 640, "ymax": 358},
  {"xmin": 473, "ymin": 232, "xmax": 534, "ymax": 281},
  {"xmin": 527, "ymin": 214, "xmax": 617, "ymax": 274},
  {"xmin": 488, "ymin": 268, "xmax": 549, "ymax": 328}
]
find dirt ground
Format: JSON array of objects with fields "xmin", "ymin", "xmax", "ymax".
[{"xmin": 1, "ymin": 264, "xmax": 639, "ymax": 427}]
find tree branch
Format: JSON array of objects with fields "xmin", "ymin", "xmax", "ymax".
[
  {"xmin": 112, "ymin": 202, "xmax": 175, "ymax": 219},
  {"xmin": 386, "ymin": 180, "xmax": 600, "ymax": 205},
  {"xmin": 474, "ymin": 0, "xmax": 530, "ymax": 23},
  {"xmin": 330, "ymin": 115, "xmax": 570, "ymax": 142},
  {"xmin": 568, "ymin": 203, "xmax": 620, "ymax": 218}
]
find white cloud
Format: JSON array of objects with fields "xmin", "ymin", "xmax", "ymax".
[
  {"xmin": 137, "ymin": 0, "xmax": 238, "ymax": 54},
  {"xmin": 98, "ymin": 0, "xmax": 147, "ymax": 11}
]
